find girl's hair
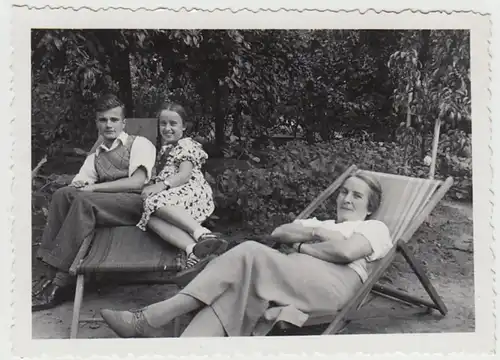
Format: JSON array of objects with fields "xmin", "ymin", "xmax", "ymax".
[
  {"xmin": 155, "ymin": 102, "xmax": 190, "ymax": 151},
  {"xmin": 346, "ymin": 170, "xmax": 383, "ymax": 216}
]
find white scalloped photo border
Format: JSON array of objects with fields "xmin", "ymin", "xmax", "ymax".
[{"xmin": 4, "ymin": 3, "xmax": 496, "ymax": 360}]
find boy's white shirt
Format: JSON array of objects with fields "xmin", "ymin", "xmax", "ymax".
[{"xmin": 71, "ymin": 131, "xmax": 156, "ymax": 185}]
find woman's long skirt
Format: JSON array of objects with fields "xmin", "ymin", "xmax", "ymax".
[{"xmin": 180, "ymin": 240, "xmax": 362, "ymax": 336}]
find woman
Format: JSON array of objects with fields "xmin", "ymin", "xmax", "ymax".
[
  {"xmin": 138, "ymin": 102, "xmax": 227, "ymax": 278},
  {"xmin": 100, "ymin": 170, "xmax": 394, "ymax": 337}
]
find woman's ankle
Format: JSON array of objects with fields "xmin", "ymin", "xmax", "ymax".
[{"xmin": 142, "ymin": 308, "xmax": 166, "ymax": 329}]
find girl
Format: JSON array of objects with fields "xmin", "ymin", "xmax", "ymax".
[{"xmin": 136, "ymin": 102, "xmax": 227, "ymax": 279}]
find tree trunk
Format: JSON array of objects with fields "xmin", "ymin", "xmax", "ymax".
[
  {"xmin": 366, "ymin": 31, "xmax": 396, "ymax": 121},
  {"xmin": 403, "ymin": 145, "xmax": 409, "ymax": 176},
  {"xmin": 212, "ymin": 81, "xmax": 226, "ymax": 148},
  {"xmin": 418, "ymin": 30, "xmax": 431, "ymax": 159},
  {"xmin": 94, "ymin": 30, "xmax": 134, "ymax": 116},
  {"xmin": 209, "ymin": 60, "xmax": 227, "ymax": 149},
  {"xmin": 418, "ymin": 31, "xmax": 431, "ymax": 67},
  {"xmin": 419, "ymin": 116, "xmax": 426, "ymax": 158},
  {"xmin": 420, "ymin": 133, "xmax": 427, "ymax": 158},
  {"xmin": 111, "ymin": 50, "xmax": 134, "ymax": 117},
  {"xmin": 406, "ymin": 91, "xmax": 413, "ymax": 127},
  {"xmin": 107, "ymin": 34, "xmax": 133, "ymax": 116},
  {"xmin": 233, "ymin": 98, "xmax": 243, "ymax": 138},
  {"xmin": 429, "ymin": 117, "xmax": 442, "ymax": 179}
]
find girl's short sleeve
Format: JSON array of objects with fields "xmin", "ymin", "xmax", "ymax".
[
  {"xmin": 173, "ymin": 138, "xmax": 208, "ymax": 169},
  {"xmin": 354, "ymin": 220, "xmax": 394, "ymax": 262}
]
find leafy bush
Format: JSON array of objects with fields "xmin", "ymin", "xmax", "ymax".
[
  {"xmin": 207, "ymin": 146, "xmax": 344, "ymax": 233},
  {"xmin": 208, "ymin": 136, "xmax": 472, "ymax": 232},
  {"xmin": 436, "ymin": 129, "xmax": 472, "ymax": 200}
]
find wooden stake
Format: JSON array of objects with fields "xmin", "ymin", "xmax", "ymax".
[
  {"xmin": 406, "ymin": 92, "xmax": 413, "ymax": 127},
  {"xmin": 31, "ymin": 155, "xmax": 47, "ymax": 180},
  {"xmin": 403, "ymin": 91, "xmax": 413, "ymax": 175},
  {"xmin": 429, "ymin": 117, "xmax": 441, "ymax": 179}
]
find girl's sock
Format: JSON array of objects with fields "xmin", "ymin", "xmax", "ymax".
[
  {"xmin": 185, "ymin": 243, "xmax": 196, "ymax": 255},
  {"xmin": 192, "ymin": 227, "xmax": 211, "ymax": 241}
]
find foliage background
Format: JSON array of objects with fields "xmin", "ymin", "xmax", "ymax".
[{"xmin": 31, "ymin": 29, "xmax": 472, "ymax": 233}]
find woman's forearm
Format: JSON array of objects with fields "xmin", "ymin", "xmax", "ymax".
[
  {"xmin": 299, "ymin": 241, "xmax": 352, "ymax": 264},
  {"xmin": 299, "ymin": 230, "xmax": 374, "ymax": 264},
  {"xmin": 270, "ymin": 223, "xmax": 315, "ymax": 244}
]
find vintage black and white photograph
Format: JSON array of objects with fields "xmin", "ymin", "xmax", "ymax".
[
  {"xmin": 10, "ymin": 7, "xmax": 493, "ymax": 357},
  {"xmin": 29, "ymin": 26, "xmax": 476, "ymax": 336}
]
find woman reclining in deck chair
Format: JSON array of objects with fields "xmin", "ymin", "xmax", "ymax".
[
  {"xmin": 136, "ymin": 102, "xmax": 228, "ymax": 278},
  {"xmin": 101, "ymin": 170, "xmax": 394, "ymax": 337}
]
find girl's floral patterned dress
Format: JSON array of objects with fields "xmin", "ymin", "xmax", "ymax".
[{"xmin": 136, "ymin": 137, "xmax": 215, "ymax": 230}]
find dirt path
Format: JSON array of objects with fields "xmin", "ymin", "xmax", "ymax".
[{"xmin": 32, "ymin": 200, "xmax": 474, "ymax": 338}]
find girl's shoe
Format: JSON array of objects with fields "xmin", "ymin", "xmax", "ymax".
[
  {"xmin": 171, "ymin": 233, "xmax": 228, "ymax": 288},
  {"xmin": 185, "ymin": 251, "xmax": 202, "ymax": 269},
  {"xmin": 172, "ymin": 254, "xmax": 216, "ymax": 288},
  {"xmin": 100, "ymin": 308, "xmax": 164, "ymax": 338},
  {"xmin": 193, "ymin": 233, "xmax": 228, "ymax": 258}
]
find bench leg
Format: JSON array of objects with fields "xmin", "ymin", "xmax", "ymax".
[
  {"xmin": 173, "ymin": 317, "xmax": 181, "ymax": 337},
  {"xmin": 70, "ymin": 274, "xmax": 85, "ymax": 339}
]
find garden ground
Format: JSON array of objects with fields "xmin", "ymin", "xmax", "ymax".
[{"xmin": 31, "ymin": 199, "xmax": 474, "ymax": 338}]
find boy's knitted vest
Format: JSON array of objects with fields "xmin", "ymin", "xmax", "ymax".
[{"xmin": 94, "ymin": 135, "xmax": 136, "ymax": 183}]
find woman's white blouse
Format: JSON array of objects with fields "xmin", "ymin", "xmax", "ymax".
[{"xmin": 293, "ymin": 218, "xmax": 393, "ymax": 282}]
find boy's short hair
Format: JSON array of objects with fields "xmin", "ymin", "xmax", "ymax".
[{"xmin": 95, "ymin": 94, "xmax": 126, "ymax": 117}]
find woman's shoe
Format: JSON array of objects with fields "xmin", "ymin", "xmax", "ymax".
[
  {"xmin": 193, "ymin": 233, "xmax": 228, "ymax": 258},
  {"xmin": 100, "ymin": 308, "xmax": 164, "ymax": 338}
]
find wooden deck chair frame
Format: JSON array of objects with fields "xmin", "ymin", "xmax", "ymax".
[
  {"xmin": 67, "ymin": 118, "xmax": 186, "ymax": 338},
  {"xmin": 273, "ymin": 164, "xmax": 453, "ymax": 335}
]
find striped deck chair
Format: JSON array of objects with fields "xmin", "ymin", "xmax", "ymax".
[
  {"xmin": 68, "ymin": 118, "xmax": 186, "ymax": 338},
  {"xmin": 273, "ymin": 164, "xmax": 453, "ymax": 334}
]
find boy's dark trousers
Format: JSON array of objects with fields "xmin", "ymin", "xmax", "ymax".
[{"xmin": 37, "ymin": 186, "xmax": 143, "ymax": 272}]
